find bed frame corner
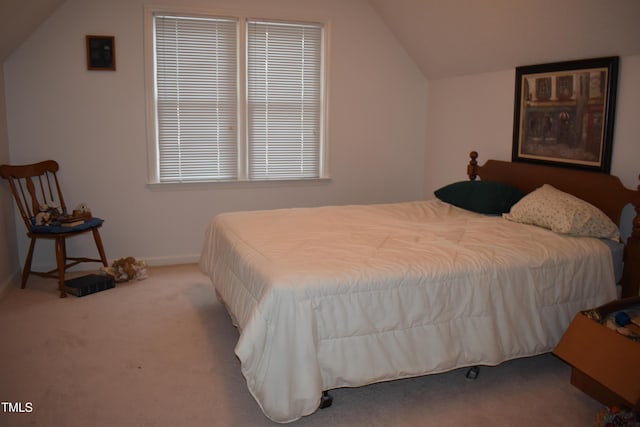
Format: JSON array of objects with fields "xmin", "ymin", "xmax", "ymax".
[{"xmin": 621, "ymin": 178, "xmax": 640, "ymax": 298}]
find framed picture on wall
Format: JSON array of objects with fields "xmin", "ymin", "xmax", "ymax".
[
  {"xmin": 86, "ymin": 35, "xmax": 116, "ymax": 71},
  {"xmin": 512, "ymin": 56, "xmax": 618, "ymax": 173}
]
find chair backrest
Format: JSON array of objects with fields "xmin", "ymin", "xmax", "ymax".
[{"xmin": 0, "ymin": 160, "xmax": 67, "ymax": 232}]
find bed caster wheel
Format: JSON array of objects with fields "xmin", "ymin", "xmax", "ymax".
[
  {"xmin": 319, "ymin": 391, "xmax": 333, "ymax": 409},
  {"xmin": 465, "ymin": 366, "xmax": 480, "ymax": 380}
]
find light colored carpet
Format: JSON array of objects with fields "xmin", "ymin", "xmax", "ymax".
[{"xmin": 0, "ymin": 264, "xmax": 603, "ymax": 426}]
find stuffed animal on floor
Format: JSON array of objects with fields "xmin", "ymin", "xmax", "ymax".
[{"xmin": 102, "ymin": 256, "xmax": 148, "ymax": 282}]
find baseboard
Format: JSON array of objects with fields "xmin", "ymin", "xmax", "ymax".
[
  {"xmin": 0, "ymin": 254, "xmax": 200, "ymax": 300},
  {"xmin": 27, "ymin": 254, "xmax": 201, "ymax": 273},
  {"xmin": 13, "ymin": 254, "xmax": 202, "ymax": 292},
  {"xmin": 143, "ymin": 254, "xmax": 200, "ymax": 267},
  {"xmin": 101, "ymin": 254, "xmax": 200, "ymax": 267}
]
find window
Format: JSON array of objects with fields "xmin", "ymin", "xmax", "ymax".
[
  {"xmin": 247, "ymin": 20, "xmax": 323, "ymax": 180},
  {"xmin": 154, "ymin": 15, "xmax": 238, "ymax": 181},
  {"xmin": 146, "ymin": 9, "xmax": 327, "ymax": 183}
]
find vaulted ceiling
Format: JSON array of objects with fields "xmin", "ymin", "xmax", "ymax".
[
  {"xmin": 0, "ymin": 0, "xmax": 65, "ymax": 62},
  {"xmin": 369, "ymin": 0, "xmax": 640, "ymax": 79},
  {"xmin": 2, "ymin": 0, "xmax": 640, "ymax": 79}
]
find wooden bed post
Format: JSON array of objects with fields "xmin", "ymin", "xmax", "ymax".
[{"xmin": 467, "ymin": 151, "xmax": 479, "ymax": 181}]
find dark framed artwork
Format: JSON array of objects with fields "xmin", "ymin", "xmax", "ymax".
[
  {"xmin": 86, "ymin": 35, "xmax": 116, "ymax": 70},
  {"xmin": 512, "ymin": 56, "xmax": 618, "ymax": 173}
]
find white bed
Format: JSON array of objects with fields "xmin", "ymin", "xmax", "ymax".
[{"xmin": 199, "ymin": 154, "xmax": 640, "ymax": 423}]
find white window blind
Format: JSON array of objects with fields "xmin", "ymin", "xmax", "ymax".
[
  {"xmin": 149, "ymin": 11, "xmax": 326, "ymax": 184},
  {"xmin": 247, "ymin": 20, "xmax": 323, "ymax": 180},
  {"xmin": 154, "ymin": 15, "xmax": 238, "ymax": 182}
]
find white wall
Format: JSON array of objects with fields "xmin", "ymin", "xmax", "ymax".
[
  {"xmin": 0, "ymin": 66, "xmax": 20, "ymax": 293},
  {"xmin": 4, "ymin": 0, "xmax": 427, "ymax": 270},
  {"xmin": 424, "ymin": 69, "xmax": 515, "ymax": 193},
  {"xmin": 425, "ymin": 56, "xmax": 640, "ymax": 195}
]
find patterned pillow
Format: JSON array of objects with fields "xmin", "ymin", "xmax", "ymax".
[{"xmin": 503, "ymin": 184, "xmax": 620, "ymax": 240}]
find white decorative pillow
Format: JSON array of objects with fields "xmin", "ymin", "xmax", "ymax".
[{"xmin": 503, "ymin": 184, "xmax": 620, "ymax": 240}]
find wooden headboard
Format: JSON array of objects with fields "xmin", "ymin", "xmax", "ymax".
[{"xmin": 467, "ymin": 151, "xmax": 640, "ymax": 298}]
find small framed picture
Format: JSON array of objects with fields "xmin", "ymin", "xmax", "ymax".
[{"xmin": 86, "ymin": 35, "xmax": 116, "ymax": 71}]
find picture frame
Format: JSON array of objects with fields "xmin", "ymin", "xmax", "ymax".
[
  {"xmin": 86, "ymin": 35, "xmax": 116, "ymax": 71},
  {"xmin": 512, "ymin": 56, "xmax": 618, "ymax": 173}
]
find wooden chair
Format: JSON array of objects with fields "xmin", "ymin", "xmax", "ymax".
[{"xmin": 0, "ymin": 160, "xmax": 108, "ymax": 297}]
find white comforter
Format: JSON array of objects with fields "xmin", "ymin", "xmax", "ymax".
[{"xmin": 199, "ymin": 200, "xmax": 617, "ymax": 423}]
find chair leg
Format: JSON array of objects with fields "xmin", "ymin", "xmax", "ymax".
[
  {"xmin": 21, "ymin": 238, "xmax": 37, "ymax": 289},
  {"xmin": 92, "ymin": 228, "xmax": 109, "ymax": 267},
  {"xmin": 55, "ymin": 237, "xmax": 67, "ymax": 298}
]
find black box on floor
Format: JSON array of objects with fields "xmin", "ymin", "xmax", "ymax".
[{"xmin": 64, "ymin": 274, "xmax": 115, "ymax": 297}]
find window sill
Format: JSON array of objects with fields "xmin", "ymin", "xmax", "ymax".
[{"xmin": 146, "ymin": 177, "xmax": 332, "ymax": 191}]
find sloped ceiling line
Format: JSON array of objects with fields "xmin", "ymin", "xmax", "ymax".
[
  {"xmin": 368, "ymin": 0, "xmax": 640, "ymax": 80},
  {"xmin": 0, "ymin": 0, "xmax": 66, "ymax": 62}
]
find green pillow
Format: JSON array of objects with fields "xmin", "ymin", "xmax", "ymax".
[{"xmin": 434, "ymin": 181, "xmax": 526, "ymax": 215}]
